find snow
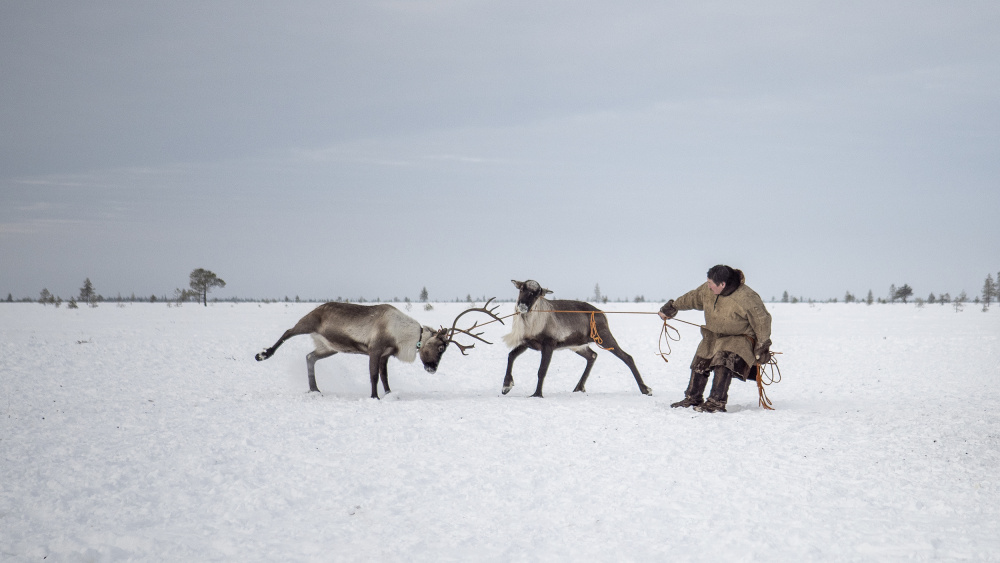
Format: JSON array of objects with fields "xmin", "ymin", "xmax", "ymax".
[{"xmin": 2, "ymin": 301, "xmax": 999, "ymax": 561}]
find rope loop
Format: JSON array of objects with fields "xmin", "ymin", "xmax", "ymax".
[
  {"xmin": 588, "ymin": 311, "xmax": 614, "ymax": 350},
  {"xmin": 655, "ymin": 320, "xmax": 681, "ymax": 363},
  {"xmin": 754, "ymin": 353, "xmax": 782, "ymax": 410}
]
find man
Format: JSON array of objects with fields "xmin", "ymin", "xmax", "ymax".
[{"xmin": 658, "ymin": 265, "xmax": 772, "ymax": 413}]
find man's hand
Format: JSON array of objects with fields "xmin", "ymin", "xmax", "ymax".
[
  {"xmin": 658, "ymin": 300, "xmax": 678, "ymax": 320},
  {"xmin": 754, "ymin": 339, "xmax": 772, "ymax": 364}
]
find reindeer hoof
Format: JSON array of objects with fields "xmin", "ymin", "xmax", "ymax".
[
  {"xmin": 573, "ymin": 385, "xmax": 586, "ymax": 393},
  {"xmin": 255, "ymin": 351, "xmax": 267, "ymax": 361},
  {"xmin": 641, "ymin": 386, "xmax": 653, "ymax": 396},
  {"xmin": 502, "ymin": 383, "xmax": 513, "ymax": 395},
  {"xmin": 530, "ymin": 392, "xmax": 544, "ymax": 398}
]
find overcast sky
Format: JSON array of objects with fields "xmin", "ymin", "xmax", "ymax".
[{"xmin": 2, "ymin": 1, "xmax": 998, "ymax": 304}]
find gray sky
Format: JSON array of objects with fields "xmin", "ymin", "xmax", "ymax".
[{"xmin": 2, "ymin": 1, "xmax": 998, "ymax": 303}]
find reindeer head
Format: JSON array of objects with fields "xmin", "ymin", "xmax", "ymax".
[
  {"xmin": 511, "ymin": 280, "xmax": 552, "ymax": 314},
  {"xmin": 417, "ymin": 327, "xmax": 451, "ymax": 374},
  {"xmin": 418, "ymin": 298, "xmax": 505, "ymax": 373}
]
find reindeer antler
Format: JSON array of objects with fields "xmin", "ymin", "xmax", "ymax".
[{"xmin": 446, "ymin": 297, "xmax": 505, "ymax": 355}]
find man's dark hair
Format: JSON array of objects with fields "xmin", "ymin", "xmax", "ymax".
[{"xmin": 707, "ymin": 265, "xmax": 734, "ymax": 285}]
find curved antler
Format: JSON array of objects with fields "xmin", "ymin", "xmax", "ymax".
[{"xmin": 447, "ymin": 297, "xmax": 505, "ymax": 355}]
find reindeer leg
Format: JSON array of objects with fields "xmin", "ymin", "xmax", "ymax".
[
  {"xmin": 256, "ymin": 328, "xmax": 300, "ymax": 361},
  {"xmin": 503, "ymin": 344, "xmax": 529, "ymax": 395},
  {"xmin": 598, "ymin": 330, "xmax": 652, "ymax": 396},
  {"xmin": 306, "ymin": 350, "xmax": 336, "ymax": 393},
  {"xmin": 368, "ymin": 352, "xmax": 382, "ymax": 400},
  {"xmin": 572, "ymin": 346, "xmax": 598, "ymax": 393},
  {"xmin": 379, "ymin": 354, "xmax": 391, "ymax": 395},
  {"xmin": 531, "ymin": 345, "xmax": 554, "ymax": 398}
]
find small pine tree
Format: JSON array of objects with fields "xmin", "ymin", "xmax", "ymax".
[
  {"xmin": 782, "ymin": 291, "xmax": 789, "ymax": 303},
  {"xmin": 6, "ymin": 293, "xmax": 13, "ymax": 302},
  {"xmin": 866, "ymin": 290, "xmax": 874, "ymax": 306},
  {"xmin": 39, "ymin": 288, "xmax": 52, "ymax": 305},
  {"xmin": 982, "ymin": 274, "xmax": 995, "ymax": 311},
  {"xmin": 889, "ymin": 284, "xmax": 897, "ymax": 304},
  {"xmin": 419, "ymin": 287, "xmax": 429, "ymax": 302},
  {"xmin": 894, "ymin": 284, "xmax": 913, "ymax": 304},
  {"xmin": 592, "ymin": 284, "xmax": 602, "ymax": 303},
  {"xmin": 79, "ymin": 278, "xmax": 95, "ymax": 304},
  {"xmin": 928, "ymin": 293, "xmax": 936, "ymax": 304},
  {"xmin": 954, "ymin": 291, "xmax": 967, "ymax": 313}
]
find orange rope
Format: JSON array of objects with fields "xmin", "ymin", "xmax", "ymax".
[{"xmin": 656, "ymin": 320, "xmax": 681, "ymax": 363}]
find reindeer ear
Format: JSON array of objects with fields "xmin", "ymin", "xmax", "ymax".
[
  {"xmin": 544, "ymin": 288, "xmax": 554, "ymax": 295},
  {"xmin": 436, "ymin": 327, "xmax": 449, "ymax": 338},
  {"xmin": 511, "ymin": 280, "xmax": 523, "ymax": 289}
]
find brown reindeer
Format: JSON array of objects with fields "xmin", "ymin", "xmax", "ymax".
[
  {"xmin": 256, "ymin": 299, "xmax": 503, "ymax": 398},
  {"xmin": 502, "ymin": 280, "xmax": 652, "ymax": 398}
]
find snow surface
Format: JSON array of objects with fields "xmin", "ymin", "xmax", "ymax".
[{"xmin": 2, "ymin": 301, "xmax": 999, "ymax": 561}]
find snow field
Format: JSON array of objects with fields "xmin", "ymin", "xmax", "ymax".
[{"xmin": 1, "ymin": 302, "xmax": 998, "ymax": 561}]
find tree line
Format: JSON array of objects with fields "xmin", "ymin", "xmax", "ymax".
[
  {"xmin": 18, "ymin": 269, "xmax": 226, "ymax": 308},
  {"xmin": 778, "ymin": 270, "xmax": 999, "ymax": 312},
  {"xmin": 9, "ymin": 272, "xmax": 1000, "ymax": 311}
]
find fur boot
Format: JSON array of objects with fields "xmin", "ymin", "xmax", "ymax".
[
  {"xmin": 670, "ymin": 370, "xmax": 709, "ymax": 408},
  {"xmin": 694, "ymin": 367, "xmax": 733, "ymax": 413}
]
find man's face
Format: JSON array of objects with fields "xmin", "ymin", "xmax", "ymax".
[{"xmin": 707, "ymin": 279, "xmax": 726, "ymax": 295}]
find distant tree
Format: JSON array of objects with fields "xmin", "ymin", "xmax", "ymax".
[
  {"xmin": 939, "ymin": 292, "xmax": 950, "ymax": 305},
  {"xmin": 982, "ymin": 274, "xmax": 995, "ymax": 311},
  {"xmin": 894, "ymin": 284, "xmax": 913, "ymax": 304},
  {"xmin": 888, "ymin": 284, "xmax": 897, "ymax": 304},
  {"xmin": 39, "ymin": 288, "xmax": 52, "ymax": 305},
  {"xmin": 592, "ymin": 284, "xmax": 602, "ymax": 303},
  {"xmin": 79, "ymin": 278, "xmax": 95, "ymax": 304},
  {"xmin": 54, "ymin": 296, "xmax": 62, "ymax": 308},
  {"xmin": 954, "ymin": 291, "xmax": 967, "ymax": 313},
  {"xmin": 67, "ymin": 298, "xmax": 79, "ymax": 309},
  {"xmin": 844, "ymin": 291, "xmax": 855, "ymax": 303},
  {"xmin": 866, "ymin": 290, "xmax": 874, "ymax": 306},
  {"xmin": 466, "ymin": 293, "xmax": 474, "ymax": 304},
  {"xmin": 189, "ymin": 268, "xmax": 226, "ymax": 306},
  {"xmin": 174, "ymin": 288, "xmax": 199, "ymax": 304},
  {"xmin": 927, "ymin": 293, "xmax": 936, "ymax": 304},
  {"xmin": 634, "ymin": 295, "xmax": 645, "ymax": 303},
  {"xmin": 419, "ymin": 287, "xmax": 429, "ymax": 302},
  {"xmin": 5, "ymin": 293, "xmax": 12, "ymax": 302},
  {"xmin": 150, "ymin": 294, "xmax": 158, "ymax": 303},
  {"xmin": 781, "ymin": 291, "xmax": 789, "ymax": 303},
  {"xmin": 423, "ymin": 302, "xmax": 434, "ymax": 311}
]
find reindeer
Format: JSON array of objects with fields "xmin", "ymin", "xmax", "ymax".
[
  {"xmin": 256, "ymin": 299, "xmax": 503, "ymax": 399},
  {"xmin": 502, "ymin": 280, "xmax": 652, "ymax": 398}
]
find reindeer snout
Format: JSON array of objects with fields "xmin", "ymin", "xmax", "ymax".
[
  {"xmin": 516, "ymin": 303, "xmax": 529, "ymax": 314},
  {"xmin": 425, "ymin": 365, "xmax": 437, "ymax": 374}
]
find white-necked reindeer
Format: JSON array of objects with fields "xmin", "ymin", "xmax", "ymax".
[
  {"xmin": 256, "ymin": 299, "xmax": 503, "ymax": 399},
  {"xmin": 502, "ymin": 280, "xmax": 652, "ymax": 398}
]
